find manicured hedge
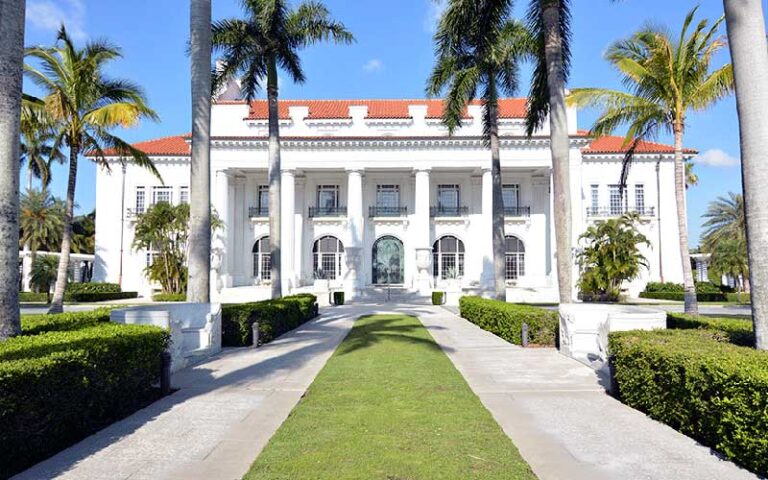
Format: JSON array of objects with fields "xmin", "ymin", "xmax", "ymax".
[
  {"xmin": 65, "ymin": 282, "xmax": 121, "ymax": 294},
  {"xmin": 458, "ymin": 296, "xmax": 558, "ymax": 347},
  {"xmin": 667, "ymin": 313, "xmax": 754, "ymax": 347},
  {"xmin": 65, "ymin": 291, "xmax": 139, "ymax": 302},
  {"xmin": 152, "ymin": 293, "xmax": 187, "ymax": 302},
  {"xmin": 638, "ymin": 291, "xmax": 727, "ymax": 302},
  {"xmin": 609, "ymin": 329, "xmax": 768, "ymax": 476},
  {"xmin": 726, "ymin": 293, "xmax": 750, "ymax": 304},
  {"xmin": 0, "ymin": 323, "xmax": 169, "ymax": 478},
  {"xmin": 640, "ymin": 281, "xmax": 732, "ymax": 302},
  {"xmin": 19, "ymin": 292, "xmax": 48, "ymax": 303},
  {"xmin": 222, "ymin": 294, "xmax": 319, "ymax": 347},
  {"xmin": 21, "ymin": 308, "xmax": 112, "ymax": 336}
]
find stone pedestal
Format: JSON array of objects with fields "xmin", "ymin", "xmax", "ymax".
[
  {"xmin": 414, "ymin": 247, "xmax": 433, "ymax": 295},
  {"xmin": 344, "ymin": 246, "xmax": 362, "ymax": 299}
]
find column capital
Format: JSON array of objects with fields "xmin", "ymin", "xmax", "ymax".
[
  {"xmin": 345, "ymin": 167, "xmax": 364, "ymax": 175},
  {"xmin": 281, "ymin": 168, "xmax": 296, "ymax": 177}
]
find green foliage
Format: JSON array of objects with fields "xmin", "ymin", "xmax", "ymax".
[
  {"xmin": 222, "ymin": 295, "xmax": 318, "ymax": 347},
  {"xmin": 701, "ymin": 192, "xmax": 746, "ymax": 254},
  {"xmin": 726, "ymin": 293, "xmax": 750, "ymax": 304},
  {"xmin": 639, "ymin": 291, "xmax": 726, "ymax": 302},
  {"xmin": 152, "ymin": 293, "xmax": 187, "ymax": 302},
  {"xmin": 19, "ymin": 188, "xmax": 65, "ymax": 253},
  {"xmin": 21, "ymin": 308, "xmax": 112, "ymax": 336},
  {"xmin": 667, "ymin": 313, "xmax": 754, "ymax": 347},
  {"xmin": 57, "ymin": 282, "xmax": 137, "ymax": 302},
  {"xmin": 432, "ymin": 291, "xmax": 445, "ymax": 305},
  {"xmin": 609, "ymin": 329, "xmax": 768, "ymax": 476},
  {"xmin": 19, "ymin": 102, "xmax": 65, "ymax": 188},
  {"xmin": 71, "ymin": 210, "xmax": 96, "ymax": 254},
  {"xmin": 577, "ymin": 213, "xmax": 649, "ymax": 301},
  {"xmin": 641, "ymin": 281, "xmax": 731, "ymax": 301},
  {"xmin": 65, "ymin": 282, "xmax": 121, "ymax": 294},
  {"xmin": 29, "ymin": 255, "xmax": 58, "ymax": 300},
  {"xmin": 333, "ymin": 291, "xmax": 345, "ymax": 305},
  {"xmin": 459, "ymin": 296, "xmax": 558, "ymax": 346},
  {"xmin": 19, "ymin": 292, "xmax": 48, "ymax": 303},
  {"xmin": 644, "ymin": 281, "xmax": 685, "ymax": 293},
  {"xmin": 0, "ymin": 322, "xmax": 169, "ymax": 477}
]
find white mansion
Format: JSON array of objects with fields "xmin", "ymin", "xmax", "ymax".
[{"xmin": 91, "ymin": 98, "xmax": 692, "ymax": 303}]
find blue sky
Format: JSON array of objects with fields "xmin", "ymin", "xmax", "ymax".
[{"xmin": 22, "ymin": 0, "xmax": 751, "ymax": 245}]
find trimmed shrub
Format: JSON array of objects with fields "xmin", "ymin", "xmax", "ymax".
[
  {"xmin": 644, "ymin": 281, "xmax": 684, "ymax": 293},
  {"xmin": 19, "ymin": 292, "xmax": 48, "ymax": 303},
  {"xmin": 0, "ymin": 323, "xmax": 169, "ymax": 477},
  {"xmin": 152, "ymin": 293, "xmax": 187, "ymax": 302},
  {"xmin": 333, "ymin": 291, "xmax": 345, "ymax": 305},
  {"xmin": 609, "ymin": 329, "xmax": 768, "ymax": 476},
  {"xmin": 21, "ymin": 308, "xmax": 113, "ymax": 336},
  {"xmin": 726, "ymin": 293, "xmax": 750, "ymax": 304},
  {"xmin": 667, "ymin": 313, "xmax": 754, "ymax": 347},
  {"xmin": 432, "ymin": 291, "xmax": 445, "ymax": 305},
  {"xmin": 65, "ymin": 282, "xmax": 121, "ymax": 295},
  {"xmin": 638, "ymin": 291, "xmax": 727, "ymax": 302},
  {"xmin": 222, "ymin": 294, "xmax": 319, "ymax": 347},
  {"xmin": 458, "ymin": 296, "xmax": 558, "ymax": 347},
  {"xmin": 65, "ymin": 291, "xmax": 138, "ymax": 303},
  {"xmin": 640, "ymin": 281, "xmax": 732, "ymax": 302}
]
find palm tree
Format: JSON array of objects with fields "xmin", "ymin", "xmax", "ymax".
[
  {"xmin": 701, "ymin": 192, "xmax": 745, "ymax": 252},
  {"xmin": 20, "ymin": 188, "xmax": 65, "ymax": 268},
  {"xmin": 685, "ymin": 160, "xmax": 698, "ymax": 188},
  {"xmin": 30, "ymin": 255, "xmax": 59, "ymax": 303},
  {"xmin": 526, "ymin": 0, "xmax": 574, "ymax": 304},
  {"xmin": 25, "ymin": 27, "xmax": 159, "ymax": 314},
  {"xmin": 188, "ymin": 0, "xmax": 213, "ymax": 304},
  {"xmin": 427, "ymin": 0, "xmax": 529, "ymax": 300},
  {"xmin": 709, "ymin": 238, "xmax": 748, "ymax": 294},
  {"xmin": 19, "ymin": 103, "xmax": 63, "ymax": 190},
  {"xmin": 71, "ymin": 210, "xmax": 95, "ymax": 254},
  {"xmin": 213, "ymin": 0, "xmax": 353, "ymax": 299},
  {"xmin": 567, "ymin": 7, "xmax": 733, "ymax": 315},
  {"xmin": 0, "ymin": 0, "xmax": 27, "ymax": 339},
  {"xmin": 722, "ymin": 0, "xmax": 768, "ymax": 349}
]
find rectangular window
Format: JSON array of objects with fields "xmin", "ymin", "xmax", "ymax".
[
  {"xmin": 502, "ymin": 184, "xmax": 520, "ymax": 208},
  {"xmin": 437, "ymin": 184, "xmax": 460, "ymax": 215},
  {"xmin": 317, "ymin": 185, "xmax": 339, "ymax": 213},
  {"xmin": 590, "ymin": 184, "xmax": 599, "ymax": 215},
  {"xmin": 635, "ymin": 184, "xmax": 645, "ymax": 214},
  {"xmin": 152, "ymin": 186, "xmax": 173, "ymax": 205},
  {"xmin": 135, "ymin": 186, "xmax": 145, "ymax": 214},
  {"xmin": 376, "ymin": 184, "xmax": 400, "ymax": 208},
  {"xmin": 179, "ymin": 186, "xmax": 189, "ymax": 204},
  {"xmin": 258, "ymin": 185, "xmax": 269, "ymax": 215},
  {"xmin": 609, "ymin": 185, "xmax": 626, "ymax": 216}
]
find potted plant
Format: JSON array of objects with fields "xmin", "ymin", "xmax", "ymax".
[
  {"xmin": 432, "ymin": 291, "xmax": 445, "ymax": 305},
  {"xmin": 333, "ymin": 291, "xmax": 345, "ymax": 305}
]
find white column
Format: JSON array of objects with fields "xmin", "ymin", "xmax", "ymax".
[
  {"xmin": 294, "ymin": 175, "xmax": 306, "ymax": 287},
  {"xmin": 214, "ymin": 170, "xmax": 231, "ymax": 289},
  {"xmin": 413, "ymin": 168, "xmax": 432, "ymax": 294},
  {"xmin": 480, "ymin": 168, "xmax": 494, "ymax": 290},
  {"xmin": 232, "ymin": 176, "xmax": 246, "ymax": 284},
  {"xmin": 281, "ymin": 169, "xmax": 296, "ymax": 296},
  {"xmin": 345, "ymin": 169, "xmax": 364, "ymax": 296}
]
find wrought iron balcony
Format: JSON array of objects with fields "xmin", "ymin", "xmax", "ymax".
[
  {"xmin": 309, "ymin": 206, "xmax": 347, "ymax": 218},
  {"xmin": 249, "ymin": 206, "xmax": 269, "ymax": 218},
  {"xmin": 503, "ymin": 206, "xmax": 531, "ymax": 217},
  {"xmin": 586, "ymin": 206, "xmax": 656, "ymax": 218},
  {"xmin": 430, "ymin": 206, "xmax": 469, "ymax": 217},
  {"xmin": 369, "ymin": 206, "xmax": 408, "ymax": 217}
]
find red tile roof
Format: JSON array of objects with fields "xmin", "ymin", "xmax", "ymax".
[
  {"xmin": 243, "ymin": 98, "xmax": 528, "ymax": 121},
  {"xmin": 583, "ymin": 135, "xmax": 696, "ymax": 154},
  {"xmin": 93, "ymin": 135, "xmax": 190, "ymax": 157}
]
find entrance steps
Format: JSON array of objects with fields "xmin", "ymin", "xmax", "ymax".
[{"xmin": 351, "ymin": 286, "xmax": 431, "ymax": 305}]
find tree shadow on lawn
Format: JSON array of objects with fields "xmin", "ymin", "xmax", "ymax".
[{"xmin": 335, "ymin": 314, "xmax": 452, "ymax": 357}]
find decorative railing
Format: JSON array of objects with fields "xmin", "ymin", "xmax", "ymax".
[
  {"xmin": 430, "ymin": 206, "xmax": 469, "ymax": 217},
  {"xmin": 369, "ymin": 206, "xmax": 408, "ymax": 217},
  {"xmin": 249, "ymin": 206, "xmax": 269, "ymax": 218},
  {"xmin": 586, "ymin": 206, "xmax": 656, "ymax": 218},
  {"xmin": 308, "ymin": 206, "xmax": 347, "ymax": 218},
  {"xmin": 503, "ymin": 206, "xmax": 531, "ymax": 217}
]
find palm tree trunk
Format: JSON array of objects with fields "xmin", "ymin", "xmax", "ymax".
[
  {"xmin": 0, "ymin": 0, "xmax": 25, "ymax": 337},
  {"xmin": 48, "ymin": 147, "xmax": 77, "ymax": 314},
  {"xmin": 21, "ymin": 164, "xmax": 32, "ymax": 292},
  {"xmin": 267, "ymin": 56, "xmax": 282, "ymax": 299},
  {"xmin": 542, "ymin": 0, "xmax": 573, "ymax": 304},
  {"xmin": 488, "ymin": 100, "xmax": 506, "ymax": 300},
  {"xmin": 187, "ymin": 0, "xmax": 212, "ymax": 304},
  {"xmin": 673, "ymin": 126, "xmax": 698, "ymax": 315},
  {"xmin": 723, "ymin": 0, "xmax": 768, "ymax": 349}
]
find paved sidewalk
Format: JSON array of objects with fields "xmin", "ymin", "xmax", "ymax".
[
  {"xmin": 420, "ymin": 306, "xmax": 758, "ymax": 480},
  {"xmin": 15, "ymin": 306, "xmax": 366, "ymax": 480}
]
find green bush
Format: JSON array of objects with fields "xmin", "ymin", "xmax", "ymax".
[
  {"xmin": 667, "ymin": 313, "xmax": 754, "ymax": 347},
  {"xmin": 458, "ymin": 296, "xmax": 558, "ymax": 347},
  {"xmin": 65, "ymin": 291, "xmax": 139, "ymax": 303},
  {"xmin": 432, "ymin": 291, "xmax": 445, "ymax": 305},
  {"xmin": 65, "ymin": 282, "xmax": 121, "ymax": 295},
  {"xmin": 21, "ymin": 308, "xmax": 112, "ymax": 336},
  {"xmin": 609, "ymin": 329, "xmax": 768, "ymax": 476},
  {"xmin": 638, "ymin": 291, "xmax": 727, "ymax": 302},
  {"xmin": 726, "ymin": 292, "xmax": 750, "ymax": 304},
  {"xmin": 333, "ymin": 291, "xmax": 345, "ymax": 305},
  {"xmin": 641, "ymin": 281, "xmax": 732, "ymax": 301},
  {"xmin": 152, "ymin": 293, "xmax": 187, "ymax": 302},
  {"xmin": 644, "ymin": 281, "xmax": 685, "ymax": 293},
  {"xmin": 19, "ymin": 292, "xmax": 48, "ymax": 303},
  {"xmin": 222, "ymin": 294, "xmax": 318, "ymax": 347},
  {"xmin": 0, "ymin": 323, "xmax": 169, "ymax": 477}
]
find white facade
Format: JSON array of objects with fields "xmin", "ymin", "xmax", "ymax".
[{"xmin": 92, "ymin": 98, "xmax": 689, "ymax": 302}]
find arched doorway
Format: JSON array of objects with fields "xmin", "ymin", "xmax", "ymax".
[{"xmin": 372, "ymin": 236, "xmax": 404, "ymax": 284}]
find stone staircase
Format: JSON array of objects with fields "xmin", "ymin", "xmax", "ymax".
[{"xmin": 351, "ymin": 286, "xmax": 431, "ymax": 305}]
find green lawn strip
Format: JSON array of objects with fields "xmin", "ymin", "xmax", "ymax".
[{"xmin": 246, "ymin": 314, "xmax": 536, "ymax": 480}]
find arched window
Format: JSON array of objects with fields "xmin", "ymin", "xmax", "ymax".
[
  {"xmin": 252, "ymin": 236, "xmax": 271, "ymax": 282},
  {"xmin": 433, "ymin": 236, "xmax": 465, "ymax": 280},
  {"xmin": 313, "ymin": 236, "xmax": 344, "ymax": 280},
  {"xmin": 505, "ymin": 236, "xmax": 525, "ymax": 280}
]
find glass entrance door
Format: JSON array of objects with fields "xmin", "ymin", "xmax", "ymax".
[{"xmin": 372, "ymin": 236, "xmax": 404, "ymax": 284}]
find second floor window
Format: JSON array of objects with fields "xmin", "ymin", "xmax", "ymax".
[
  {"xmin": 437, "ymin": 184, "xmax": 460, "ymax": 210},
  {"xmin": 153, "ymin": 186, "xmax": 173, "ymax": 205},
  {"xmin": 635, "ymin": 184, "xmax": 645, "ymax": 213},
  {"xmin": 590, "ymin": 184, "xmax": 599, "ymax": 214},
  {"xmin": 376, "ymin": 184, "xmax": 400, "ymax": 208},
  {"xmin": 258, "ymin": 185, "xmax": 269, "ymax": 214},
  {"xmin": 135, "ymin": 187, "xmax": 145, "ymax": 214},
  {"xmin": 179, "ymin": 186, "xmax": 189, "ymax": 204},
  {"xmin": 503, "ymin": 184, "xmax": 520, "ymax": 208},
  {"xmin": 608, "ymin": 184, "xmax": 626, "ymax": 215},
  {"xmin": 317, "ymin": 185, "xmax": 339, "ymax": 211}
]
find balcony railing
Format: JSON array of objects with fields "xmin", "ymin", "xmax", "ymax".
[
  {"xmin": 249, "ymin": 206, "xmax": 269, "ymax": 218},
  {"xmin": 309, "ymin": 206, "xmax": 347, "ymax": 218},
  {"xmin": 504, "ymin": 206, "xmax": 531, "ymax": 217},
  {"xmin": 586, "ymin": 206, "xmax": 656, "ymax": 218},
  {"xmin": 369, "ymin": 206, "xmax": 408, "ymax": 217},
  {"xmin": 430, "ymin": 206, "xmax": 469, "ymax": 217}
]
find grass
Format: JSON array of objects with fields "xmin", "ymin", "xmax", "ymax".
[{"xmin": 245, "ymin": 314, "xmax": 536, "ymax": 480}]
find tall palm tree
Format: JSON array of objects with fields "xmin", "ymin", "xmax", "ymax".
[
  {"xmin": 25, "ymin": 27, "xmax": 159, "ymax": 314},
  {"xmin": 722, "ymin": 0, "xmax": 768, "ymax": 349},
  {"xmin": 427, "ymin": 0, "xmax": 529, "ymax": 300},
  {"xmin": 526, "ymin": 0, "xmax": 574, "ymax": 304},
  {"xmin": 20, "ymin": 188, "xmax": 65, "ymax": 268},
  {"xmin": 188, "ymin": 0, "xmax": 212, "ymax": 304},
  {"xmin": 20, "ymin": 103, "xmax": 63, "ymax": 190},
  {"xmin": 568, "ymin": 8, "xmax": 733, "ymax": 315},
  {"xmin": 0, "ymin": 0, "xmax": 26, "ymax": 339},
  {"xmin": 212, "ymin": 0, "xmax": 353, "ymax": 299},
  {"xmin": 701, "ymin": 192, "xmax": 745, "ymax": 252}
]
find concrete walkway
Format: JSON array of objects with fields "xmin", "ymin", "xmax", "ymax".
[
  {"xmin": 420, "ymin": 306, "xmax": 758, "ymax": 480},
  {"xmin": 14, "ymin": 305, "xmax": 369, "ymax": 480}
]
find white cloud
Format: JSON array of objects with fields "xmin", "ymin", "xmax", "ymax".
[
  {"xmin": 363, "ymin": 59, "xmax": 384, "ymax": 73},
  {"xmin": 424, "ymin": 0, "xmax": 446, "ymax": 33},
  {"xmin": 694, "ymin": 149, "xmax": 740, "ymax": 167},
  {"xmin": 26, "ymin": 0, "xmax": 86, "ymax": 40}
]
